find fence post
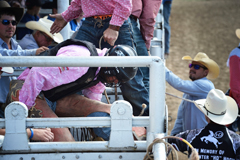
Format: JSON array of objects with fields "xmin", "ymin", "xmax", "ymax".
[
  {"xmin": 3, "ymin": 102, "xmax": 29, "ymax": 151},
  {"xmin": 108, "ymin": 100, "xmax": 135, "ymax": 148},
  {"xmin": 58, "ymin": 0, "xmax": 70, "ymax": 40}
]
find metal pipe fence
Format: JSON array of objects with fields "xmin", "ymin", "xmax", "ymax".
[{"xmin": 0, "ymin": 55, "xmax": 166, "ymax": 160}]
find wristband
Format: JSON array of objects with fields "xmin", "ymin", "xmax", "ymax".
[{"xmin": 29, "ymin": 128, "xmax": 34, "ymax": 139}]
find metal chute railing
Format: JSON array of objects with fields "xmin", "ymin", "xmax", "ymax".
[{"xmin": 0, "ymin": 56, "xmax": 166, "ymax": 160}]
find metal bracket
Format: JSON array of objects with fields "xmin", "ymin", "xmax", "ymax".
[
  {"xmin": 108, "ymin": 100, "xmax": 135, "ymax": 148},
  {"xmin": 3, "ymin": 102, "xmax": 29, "ymax": 151}
]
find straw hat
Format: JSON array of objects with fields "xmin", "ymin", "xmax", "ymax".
[
  {"xmin": 182, "ymin": 52, "xmax": 220, "ymax": 80},
  {"xmin": 0, "ymin": 54, "xmax": 13, "ymax": 74},
  {"xmin": 194, "ymin": 89, "xmax": 238, "ymax": 125},
  {"xmin": 0, "ymin": 1, "xmax": 24, "ymax": 23},
  {"xmin": 236, "ymin": 29, "xmax": 240, "ymax": 39},
  {"xmin": 25, "ymin": 18, "xmax": 63, "ymax": 43}
]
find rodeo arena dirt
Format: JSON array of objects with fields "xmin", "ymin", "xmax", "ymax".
[{"xmin": 0, "ymin": 0, "xmax": 240, "ymax": 160}]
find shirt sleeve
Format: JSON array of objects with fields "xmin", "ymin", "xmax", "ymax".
[
  {"xmin": 18, "ymin": 35, "xmax": 39, "ymax": 49},
  {"xmin": 82, "ymin": 82, "xmax": 106, "ymax": 101},
  {"xmin": 62, "ymin": 0, "xmax": 83, "ymax": 22},
  {"xmin": 110, "ymin": 0, "xmax": 132, "ymax": 26},
  {"xmin": 0, "ymin": 47, "xmax": 36, "ymax": 56},
  {"xmin": 229, "ymin": 55, "xmax": 240, "ymax": 106},
  {"xmin": 165, "ymin": 67, "xmax": 213, "ymax": 97},
  {"xmin": 139, "ymin": 0, "xmax": 162, "ymax": 49}
]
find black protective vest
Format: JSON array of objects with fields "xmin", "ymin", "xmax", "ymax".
[{"xmin": 39, "ymin": 39, "xmax": 100, "ymax": 102}]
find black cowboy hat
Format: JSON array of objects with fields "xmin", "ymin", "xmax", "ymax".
[{"xmin": 0, "ymin": 1, "xmax": 24, "ymax": 23}]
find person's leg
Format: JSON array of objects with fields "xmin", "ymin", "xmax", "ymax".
[
  {"xmin": 114, "ymin": 20, "xmax": 149, "ymax": 116},
  {"xmin": 55, "ymin": 94, "xmax": 112, "ymax": 140},
  {"xmin": 55, "ymin": 94, "xmax": 111, "ymax": 117},
  {"xmin": 130, "ymin": 16, "xmax": 150, "ymax": 92},
  {"xmin": 163, "ymin": 1, "xmax": 172, "ymax": 55},
  {"xmin": 87, "ymin": 112, "xmax": 111, "ymax": 141},
  {"xmin": 6, "ymin": 80, "xmax": 75, "ymax": 142}
]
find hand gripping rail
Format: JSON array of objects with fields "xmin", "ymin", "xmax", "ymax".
[{"xmin": 0, "ymin": 55, "xmax": 166, "ymax": 160}]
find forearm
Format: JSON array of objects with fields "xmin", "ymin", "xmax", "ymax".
[
  {"xmin": 0, "ymin": 48, "xmax": 36, "ymax": 56},
  {"xmin": 0, "ymin": 128, "xmax": 32, "ymax": 139}
]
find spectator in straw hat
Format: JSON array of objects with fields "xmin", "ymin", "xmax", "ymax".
[
  {"xmin": 19, "ymin": 18, "xmax": 63, "ymax": 49},
  {"xmin": 168, "ymin": 89, "xmax": 240, "ymax": 159},
  {"xmin": 226, "ymin": 29, "xmax": 240, "ymax": 132},
  {"xmin": 165, "ymin": 52, "xmax": 220, "ymax": 135}
]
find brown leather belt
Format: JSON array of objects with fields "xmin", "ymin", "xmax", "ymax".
[{"xmin": 93, "ymin": 14, "xmax": 112, "ymax": 20}]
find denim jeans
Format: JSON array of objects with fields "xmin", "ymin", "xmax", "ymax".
[
  {"xmin": 163, "ymin": 1, "xmax": 172, "ymax": 54},
  {"xmin": 87, "ymin": 112, "xmax": 111, "ymax": 140},
  {"xmin": 75, "ymin": 17, "xmax": 149, "ymax": 116},
  {"xmin": 45, "ymin": 97, "xmax": 57, "ymax": 112},
  {"xmin": 130, "ymin": 16, "xmax": 150, "ymax": 92}
]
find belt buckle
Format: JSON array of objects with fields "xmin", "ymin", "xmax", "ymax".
[{"xmin": 93, "ymin": 15, "xmax": 111, "ymax": 20}]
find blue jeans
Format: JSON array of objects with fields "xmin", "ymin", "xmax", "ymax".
[
  {"xmin": 47, "ymin": 97, "xmax": 111, "ymax": 140},
  {"xmin": 130, "ymin": 16, "xmax": 149, "ymax": 92},
  {"xmin": 87, "ymin": 112, "xmax": 111, "ymax": 140},
  {"xmin": 75, "ymin": 17, "xmax": 149, "ymax": 116},
  {"xmin": 163, "ymin": 1, "xmax": 172, "ymax": 54}
]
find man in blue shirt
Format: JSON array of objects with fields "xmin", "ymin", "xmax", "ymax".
[
  {"xmin": 165, "ymin": 52, "xmax": 220, "ymax": 135},
  {"xmin": 0, "ymin": 1, "xmax": 48, "ymax": 118},
  {"xmin": 0, "ymin": 0, "xmax": 53, "ymax": 142}
]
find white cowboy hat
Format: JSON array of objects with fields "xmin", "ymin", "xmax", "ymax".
[
  {"xmin": 0, "ymin": 54, "xmax": 13, "ymax": 74},
  {"xmin": 25, "ymin": 18, "xmax": 63, "ymax": 43},
  {"xmin": 182, "ymin": 52, "xmax": 220, "ymax": 80},
  {"xmin": 194, "ymin": 89, "xmax": 238, "ymax": 125},
  {"xmin": 1, "ymin": 67, "xmax": 13, "ymax": 74},
  {"xmin": 236, "ymin": 29, "xmax": 240, "ymax": 39}
]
